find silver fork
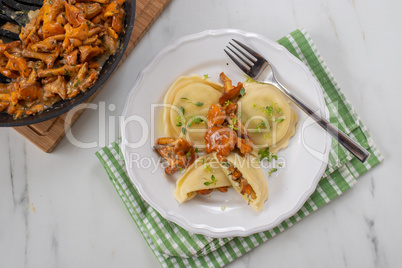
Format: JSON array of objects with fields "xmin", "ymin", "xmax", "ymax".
[{"xmin": 225, "ymin": 39, "xmax": 370, "ymax": 163}]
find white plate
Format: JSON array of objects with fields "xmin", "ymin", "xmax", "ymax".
[{"xmin": 121, "ymin": 29, "xmax": 331, "ymax": 238}]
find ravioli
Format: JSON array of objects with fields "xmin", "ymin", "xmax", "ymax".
[
  {"xmin": 219, "ymin": 152, "xmax": 268, "ymax": 211},
  {"xmin": 174, "ymin": 153, "xmax": 232, "ymax": 203},
  {"xmin": 238, "ymin": 82, "xmax": 298, "ymax": 153},
  {"xmin": 163, "ymin": 76, "xmax": 224, "ymax": 148}
]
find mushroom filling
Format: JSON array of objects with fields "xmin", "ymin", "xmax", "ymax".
[
  {"xmin": 224, "ymin": 159, "xmax": 257, "ymax": 201},
  {"xmin": 196, "ymin": 187, "xmax": 228, "ymax": 195}
]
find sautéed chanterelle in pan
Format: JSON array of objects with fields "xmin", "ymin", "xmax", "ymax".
[
  {"xmin": 155, "ymin": 73, "xmax": 298, "ymax": 211},
  {"xmin": 0, "ymin": 0, "xmax": 126, "ymax": 119}
]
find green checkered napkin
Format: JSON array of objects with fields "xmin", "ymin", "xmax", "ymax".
[{"xmin": 96, "ymin": 29, "xmax": 383, "ymax": 267}]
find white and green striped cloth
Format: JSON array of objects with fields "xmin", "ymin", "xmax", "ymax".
[{"xmin": 96, "ymin": 29, "xmax": 383, "ymax": 268}]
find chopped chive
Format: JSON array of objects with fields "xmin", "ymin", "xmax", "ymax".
[
  {"xmin": 269, "ymin": 168, "xmax": 278, "ymax": 176},
  {"xmin": 194, "ymin": 102, "xmax": 204, "ymax": 107},
  {"xmin": 239, "ymin": 87, "xmax": 245, "ymax": 97}
]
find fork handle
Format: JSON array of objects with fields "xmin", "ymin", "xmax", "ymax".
[{"xmin": 272, "ymin": 80, "xmax": 370, "ymax": 163}]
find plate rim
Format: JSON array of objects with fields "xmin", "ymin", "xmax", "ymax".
[{"xmin": 121, "ymin": 28, "xmax": 331, "ymax": 238}]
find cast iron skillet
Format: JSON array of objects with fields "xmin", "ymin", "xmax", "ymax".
[{"xmin": 0, "ymin": 0, "xmax": 136, "ymax": 127}]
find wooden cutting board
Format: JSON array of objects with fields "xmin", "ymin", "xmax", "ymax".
[{"xmin": 13, "ymin": 0, "xmax": 172, "ymax": 153}]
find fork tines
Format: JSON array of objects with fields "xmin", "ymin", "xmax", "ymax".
[
  {"xmin": 224, "ymin": 40, "xmax": 256, "ymax": 73},
  {"xmin": 225, "ymin": 42, "xmax": 253, "ymax": 74},
  {"xmin": 224, "ymin": 39, "xmax": 269, "ymax": 78},
  {"xmin": 233, "ymin": 39, "xmax": 264, "ymax": 58},
  {"xmin": 228, "ymin": 41, "xmax": 255, "ymax": 65},
  {"xmin": 225, "ymin": 39, "xmax": 265, "ymax": 66}
]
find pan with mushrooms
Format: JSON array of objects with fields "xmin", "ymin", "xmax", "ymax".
[{"xmin": 0, "ymin": 0, "xmax": 135, "ymax": 126}]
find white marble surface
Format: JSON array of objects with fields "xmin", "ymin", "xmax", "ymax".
[{"xmin": 0, "ymin": 0, "xmax": 400, "ymax": 267}]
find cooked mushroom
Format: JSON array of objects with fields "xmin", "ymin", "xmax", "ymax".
[{"xmin": 154, "ymin": 137, "xmax": 198, "ymax": 174}]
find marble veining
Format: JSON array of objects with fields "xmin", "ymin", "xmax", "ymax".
[
  {"xmin": 369, "ymin": 176, "xmax": 375, "ymax": 198},
  {"xmin": 364, "ymin": 216, "xmax": 382, "ymax": 267},
  {"xmin": 328, "ymin": 15, "xmax": 339, "ymax": 39},
  {"xmin": 1, "ymin": 0, "xmax": 400, "ymax": 267},
  {"xmin": 51, "ymin": 233, "xmax": 58, "ymax": 266},
  {"xmin": 349, "ymin": 0, "xmax": 366, "ymax": 44},
  {"xmin": 8, "ymin": 133, "xmax": 15, "ymax": 206}
]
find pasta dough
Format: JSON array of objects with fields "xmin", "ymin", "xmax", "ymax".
[
  {"xmin": 238, "ymin": 82, "xmax": 298, "ymax": 153},
  {"xmin": 174, "ymin": 153, "xmax": 232, "ymax": 203},
  {"xmin": 163, "ymin": 76, "xmax": 224, "ymax": 148},
  {"xmin": 219, "ymin": 152, "xmax": 268, "ymax": 211}
]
